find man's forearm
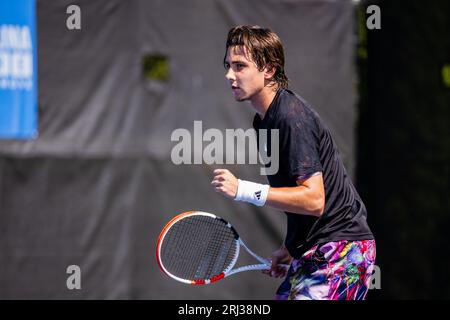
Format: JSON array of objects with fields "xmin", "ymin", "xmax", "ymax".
[
  {"xmin": 266, "ymin": 186, "xmax": 324, "ymax": 217},
  {"xmin": 212, "ymin": 169, "xmax": 325, "ymax": 216}
]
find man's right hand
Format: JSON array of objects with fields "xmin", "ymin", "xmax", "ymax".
[{"xmin": 262, "ymin": 245, "xmax": 292, "ymax": 278}]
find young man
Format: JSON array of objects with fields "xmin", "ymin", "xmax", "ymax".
[{"xmin": 211, "ymin": 25, "xmax": 376, "ymax": 300}]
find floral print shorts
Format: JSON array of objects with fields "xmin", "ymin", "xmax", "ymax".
[{"xmin": 276, "ymin": 240, "xmax": 376, "ymax": 300}]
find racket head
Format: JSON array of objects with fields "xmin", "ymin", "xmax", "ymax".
[{"xmin": 156, "ymin": 211, "xmax": 240, "ymax": 285}]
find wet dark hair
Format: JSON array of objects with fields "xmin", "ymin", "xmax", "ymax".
[{"xmin": 224, "ymin": 25, "xmax": 289, "ymax": 88}]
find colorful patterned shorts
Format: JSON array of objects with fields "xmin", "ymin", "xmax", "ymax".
[{"xmin": 276, "ymin": 239, "xmax": 376, "ymax": 300}]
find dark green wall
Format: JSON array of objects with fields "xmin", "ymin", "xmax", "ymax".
[{"xmin": 357, "ymin": 0, "xmax": 450, "ymax": 299}]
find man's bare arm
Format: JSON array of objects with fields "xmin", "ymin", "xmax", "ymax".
[
  {"xmin": 212, "ymin": 169, "xmax": 325, "ymax": 217},
  {"xmin": 265, "ymin": 173, "xmax": 325, "ymax": 217}
]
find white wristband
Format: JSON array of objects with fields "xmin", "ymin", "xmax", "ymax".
[{"xmin": 234, "ymin": 179, "xmax": 270, "ymax": 207}]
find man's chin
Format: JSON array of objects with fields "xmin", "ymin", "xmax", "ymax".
[{"xmin": 233, "ymin": 94, "xmax": 248, "ymax": 102}]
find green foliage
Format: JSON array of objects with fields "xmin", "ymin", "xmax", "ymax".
[{"xmin": 142, "ymin": 54, "xmax": 169, "ymax": 82}]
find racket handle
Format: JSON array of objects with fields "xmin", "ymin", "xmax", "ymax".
[
  {"xmin": 227, "ymin": 263, "xmax": 290, "ymax": 276},
  {"xmin": 228, "ymin": 263, "xmax": 270, "ymax": 275}
]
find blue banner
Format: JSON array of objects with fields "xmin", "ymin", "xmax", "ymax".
[{"xmin": 0, "ymin": 0, "xmax": 37, "ymax": 139}]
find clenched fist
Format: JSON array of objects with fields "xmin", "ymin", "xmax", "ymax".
[{"xmin": 211, "ymin": 169, "xmax": 239, "ymax": 199}]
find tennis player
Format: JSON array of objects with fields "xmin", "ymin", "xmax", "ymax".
[{"xmin": 211, "ymin": 25, "xmax": 376, "ymax": 300}]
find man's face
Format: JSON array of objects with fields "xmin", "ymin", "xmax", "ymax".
[{"xmin": 224, "ymin": 46, "xmax": 266, "ymax": 102}]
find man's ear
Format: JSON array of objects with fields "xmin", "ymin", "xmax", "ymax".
[{"xmin": 264, "ymin": 64, "xmax": 276, "ymax": 80}]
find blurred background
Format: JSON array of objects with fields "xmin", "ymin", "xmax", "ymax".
[{"xmin": 0, "ymin": 0, "xmax": 448, "ymax": 299}]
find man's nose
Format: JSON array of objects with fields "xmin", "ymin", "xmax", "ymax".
[{"xmin": 225, "ymin": 68, "xmax": 235, "ymax": 82}]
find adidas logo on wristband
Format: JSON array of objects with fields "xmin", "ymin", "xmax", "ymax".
[{"xmin": 235, "ymin": 179, "xmax": 269, "ymax": 206}]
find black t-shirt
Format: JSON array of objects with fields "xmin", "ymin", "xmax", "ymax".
[{"xmin": 253, "ymin": 88, "xmax": 374, "ymax": 258}]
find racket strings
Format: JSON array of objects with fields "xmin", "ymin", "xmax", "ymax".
[
  {"xmin": 163, "ymin": 217, "xmax": 232, "ymax": 279},
  {"xmin": 160, "ymin": 215, "xmax": 238, "ymax": 280},
  {"xmin": 164, "ymin": 216, "xmax": 236, "ymax": 279}
]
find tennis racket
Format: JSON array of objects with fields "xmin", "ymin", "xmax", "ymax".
[{"xmin": 156, "ymin": 210, "xmax": 282, "ymax": 285}]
